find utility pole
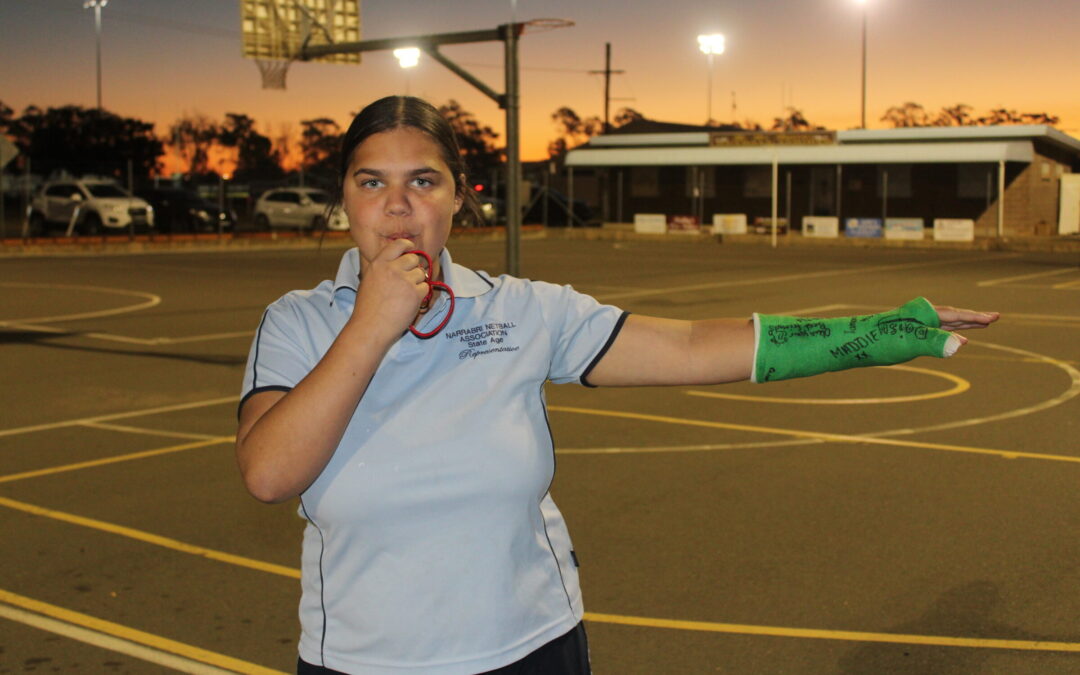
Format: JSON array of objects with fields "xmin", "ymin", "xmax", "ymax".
[{"xmin": 588, "ymin": 43, "xmax": 624, "ymax": 132}]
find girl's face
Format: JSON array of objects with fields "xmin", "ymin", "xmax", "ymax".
[{"xmin": 342, "ymin": 126, "xmax": 463, "ymax": 280}]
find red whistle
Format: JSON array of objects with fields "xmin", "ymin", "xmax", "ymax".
[{"xmin": 406, "ymin": 249, "xmax": 455, "ymax": 339}]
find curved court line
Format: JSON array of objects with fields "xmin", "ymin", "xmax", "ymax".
[
  {"xmin": 0, "ymin": 282, "xmax": 161, "ymax": 324},
  {"xmin": 0, "ymin": 589, "xmax": 287, "ymax": 674},
  {"xmin": 863, "ymin": 342, "xmax": 1080, "ymax": 439},
  {"xmin": 686, "ymin": 365, "xmax": 969, "ymax": 405},
  {"xmin": 3, "ymin": 496, "xmax": 1077, "ymax": 655},
  {"xmin": 546, "ymin": 406, "xmax": 1080, "ymax": 464},
  {"xmin": 557, "ymin": 341, "xmax": 1080, "ymax": 456},
  {"xmin": 582, "ymin": 612, "xmax": 1080, "ymax": 653}
]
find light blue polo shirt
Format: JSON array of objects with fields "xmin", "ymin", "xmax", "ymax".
[{"xmin": 241, "ymin": 248, "xmax": 627, "ymax": 674}]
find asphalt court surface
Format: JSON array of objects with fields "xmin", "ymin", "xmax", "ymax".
[{"xmin": 1, "ymin": 238, "xmax": 1078, "ymax": 673}]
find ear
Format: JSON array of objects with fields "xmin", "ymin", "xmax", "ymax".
[{"xmin": 453, "ymin": 174, "xmax": 465, "ymax": 214}]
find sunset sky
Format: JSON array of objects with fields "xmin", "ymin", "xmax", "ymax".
[{"xmin": 3, "ymin": 0, "xmax": 1079, "ymax": 168}]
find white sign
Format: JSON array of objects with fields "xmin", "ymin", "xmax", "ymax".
[
  {"xmin": 802, "ymin": 216, "xmax": 839, "ymax": 238},
  {"xmin": 1059, "ymin": 174, "xmax": 1080, "ymax": 235},
  {"xmin": 711, "ymin": 213, "xmax": 747, "ymax": 235},
  {"xmin": 634, "ymin": 213, "xmax": 667, "ymax": 234},
  {"xmin": 885, "ymin": 218, "xmax": 925, "ymax": 240},
  {"xmin": 933, "ymin": 218, "xmax": 975, "ymax": 242}
]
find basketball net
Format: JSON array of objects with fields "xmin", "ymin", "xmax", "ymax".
[{"xmin": 256, "ymin": 58, "xmax": 292, "ymax": 90}]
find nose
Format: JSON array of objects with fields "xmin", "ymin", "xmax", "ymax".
[{"xmin": 384, "ymin": 185, "xmax": 411, "ymax": 217}]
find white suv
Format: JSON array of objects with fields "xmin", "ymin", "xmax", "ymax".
[
  {"xmin": 252, "ymin": 187, "xmax": 348, "ymax": 231},
  {"xmin": 28, "ymin": 178, "xmax": 155, "ymax": 235}
]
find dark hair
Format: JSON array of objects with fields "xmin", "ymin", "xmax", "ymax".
[{"xmin": 331, "ymin": 96, "xmax": 482, "ymax": 227}]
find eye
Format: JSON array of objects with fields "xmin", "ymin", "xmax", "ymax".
[
  {"xmin": 359, "ymin": 178, "xmax": 383, "ymax": 189},
  {"xmin": 411, "ymin": 176, "xmax": 434, "ymax": 188}
]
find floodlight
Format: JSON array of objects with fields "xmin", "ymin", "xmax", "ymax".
[
  {"xmin": 393, "ymin": 48, "xmax": 421, "ymax": 68},
  {"xmin": 697, "ymin": 33, "xmax": 725, "ymax": 55}
]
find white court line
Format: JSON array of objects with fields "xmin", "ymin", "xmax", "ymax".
[
  {"xmin": 0, "ymin": 603, "xmax": 239, "ymax": 674},
  {"xmin": 976, "ymin": 267, "xmax": 1077, "ymax": 287},
  {"xmin": 79, "ymin": 421, "xmax": 222, "ymax": 441},
  {"xmin": 0, "ymin": 281, "xmax": 250, "ymax": 345},
  {"xmin": 593, "ymin": 257, "xmax": 1002, "ymax": 302},
  {"xmin": 0, "ymin": 282, "xmax": 161, "ymax": 323},
  {"xmin": 0, "ymin": 396, "xmax": 237, "ymax": 439}
]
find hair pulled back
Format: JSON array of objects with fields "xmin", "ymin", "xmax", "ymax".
[{"xmin": 335, "ymin": 96, "xmax": 482, "ymax": 227}]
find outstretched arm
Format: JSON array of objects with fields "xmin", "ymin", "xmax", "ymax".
[{"xmin": 586, "ymin": 300, "xmax": 998, "ymax": 388}]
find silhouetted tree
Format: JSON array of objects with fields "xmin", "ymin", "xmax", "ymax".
[
  {"xmin": 881, "ymin": 102, "xmax": 933, "ymax": 128},
  {"xmin": 547, "ymin": 107, "xmax": 613, "ymax": 160},
  {"xmin": 612, "ymin": 107, "xmax": 646, "ymax": 127},
  {"xmin": 219, "ymin": 112, "xmax": 283, "ymax": 180},
  {"xmin": 3, "ymin": 104, "xmax": 163, "ymax": 180},
  {"xmin": 882, "ymin": 102, "xmax": 1060, "ymax": 128},
  {"xmin": 770, "ymin": 108, "xmax": 824, "ymax": 132},
  {"xmin": 437, "ymin": 100, "xmax": 502, "ymax": 177},
  {"xmin": 169, "ymin": 114, "xmax": 219, "ymax": 175},
  {"xmin": 299, "ymin": 118, "xmax": 341, "ymax": 182},
  {"xmin": 935, "ymin": 103, "xmax": 976, "ymax": 126}
]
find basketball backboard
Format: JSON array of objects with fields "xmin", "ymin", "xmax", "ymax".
[{"xmin": 240, "ymin": 0, "xmax": 361, "ymax": 87}]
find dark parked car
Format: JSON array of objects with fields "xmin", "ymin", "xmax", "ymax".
[{"xmin": 137, "ymin": 187, "xmax": 236, "ymax": 233}]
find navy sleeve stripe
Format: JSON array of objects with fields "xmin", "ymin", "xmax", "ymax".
[
  {"xmin": 237, "ymin": 385, "xmax": 292, "ymax": 419},
  {"xmin": 580, "ymin": 311, "xmax": 630, "ymax": 388},
  {"xmin": 251, "ymin": 308, "xmax": 271, "ymax": 389}
]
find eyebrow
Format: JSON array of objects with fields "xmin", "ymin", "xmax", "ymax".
[{"xmin": 352, "ymin": 166, "xmax": 441, "ymax": 178}]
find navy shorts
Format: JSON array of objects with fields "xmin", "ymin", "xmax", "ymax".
[{"xmin": 297, "ymin": 621, "xmax": 591, "ymax": 675}]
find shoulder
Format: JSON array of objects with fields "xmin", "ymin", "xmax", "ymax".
[{"xmin": 260, "ymin": 279, "xmax": 336, "ymax": 330}]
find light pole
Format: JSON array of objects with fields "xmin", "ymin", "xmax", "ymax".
[
  {"xmin": 857, "ymin": 0, "xmax": 867, "ymax": 128},
  {"xmin": 697, "ymin": 33, "xmax": 725, "ymax": 125},
  {"xmin": 84, "ymin": 0, "xmax": 107, "ymax": 111}
]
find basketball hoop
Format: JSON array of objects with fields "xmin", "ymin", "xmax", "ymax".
[
  {"xmin": 255, "ymin": 58, "xmax": 292, "ymax": 90},
  {"xmin": 241, "ymin": 0, "xmax": 362, "ymax": 91}
]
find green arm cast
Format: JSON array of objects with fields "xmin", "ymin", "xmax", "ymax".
[{"xmin": 751, "ymin": 297, "xmax": 962, "ymax": 383}]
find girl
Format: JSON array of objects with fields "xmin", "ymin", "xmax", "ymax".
[{"xmin": 236, "ymin": 96, "xmax": 998, "ymax": 675}]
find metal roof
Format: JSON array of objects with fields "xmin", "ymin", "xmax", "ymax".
[
  {"xmin": 570, "ymin": 124, "xmax": 1080, "ymax": 167},
  {"xmin": 566, "ymin": 141, "xmax": 1035, "ymax": 167}
]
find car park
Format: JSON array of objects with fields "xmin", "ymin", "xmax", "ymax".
[
  {"xmin": 27, "ymin": 178, "xmax": 154, "ymax": 235},
  {"xmin": 136, "ymin": 186, "xmax": 236, "ymax": 233},
  {"xmin": 252, "ymin": 187, "xmax": 348, "ymax": 230}
]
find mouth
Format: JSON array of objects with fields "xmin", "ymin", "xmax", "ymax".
[{"xmin": 385, "ymin": 232, "xmax": 418, "ymax": 242}]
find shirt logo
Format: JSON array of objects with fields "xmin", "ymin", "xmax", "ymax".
[{"xmin": 446, "ymin": 322, "xmax": 520, "ymax": 360}]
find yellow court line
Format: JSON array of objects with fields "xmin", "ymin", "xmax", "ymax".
[
  {"xmin": 0, "ymin": 496, "xmax": 300, "ymax": 579},
  {"xmin": 546, "ymin": 406, "xmax": 1080, "ymax": 464},
  {"xmin": 686, "ymin": 365, "xmax": 969, "ymax": 405},
  {"xmin": 583, "ymin": 612, "xmax": 1080, "ymax": 653},
  {"xmin": 1052, "ymin": 277, "xmax": 1080, "ymax": 290},
  {"xmin": 6, "ymin": 495, "xmax": 1079, "ymax": 655},
  {"xmin": 0, "ymin": 588, "xmax": 288, "ymax": 674},
  {"xmin": 0, "ymin": 437, "xmax": 235, "ymax": 485}
]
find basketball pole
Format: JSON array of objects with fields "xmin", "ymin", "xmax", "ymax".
[{"xmin": 301, "ymin": 24, "xmax": 526, "ymax": 277}]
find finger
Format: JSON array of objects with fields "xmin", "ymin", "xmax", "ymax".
[
  {"xmin": 376, "ymin": 238, "xmax": 415, "ymax": 262},
  {"xmin": 935, "ymin": 306, "xmax": 999, "ymax": 326}
]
